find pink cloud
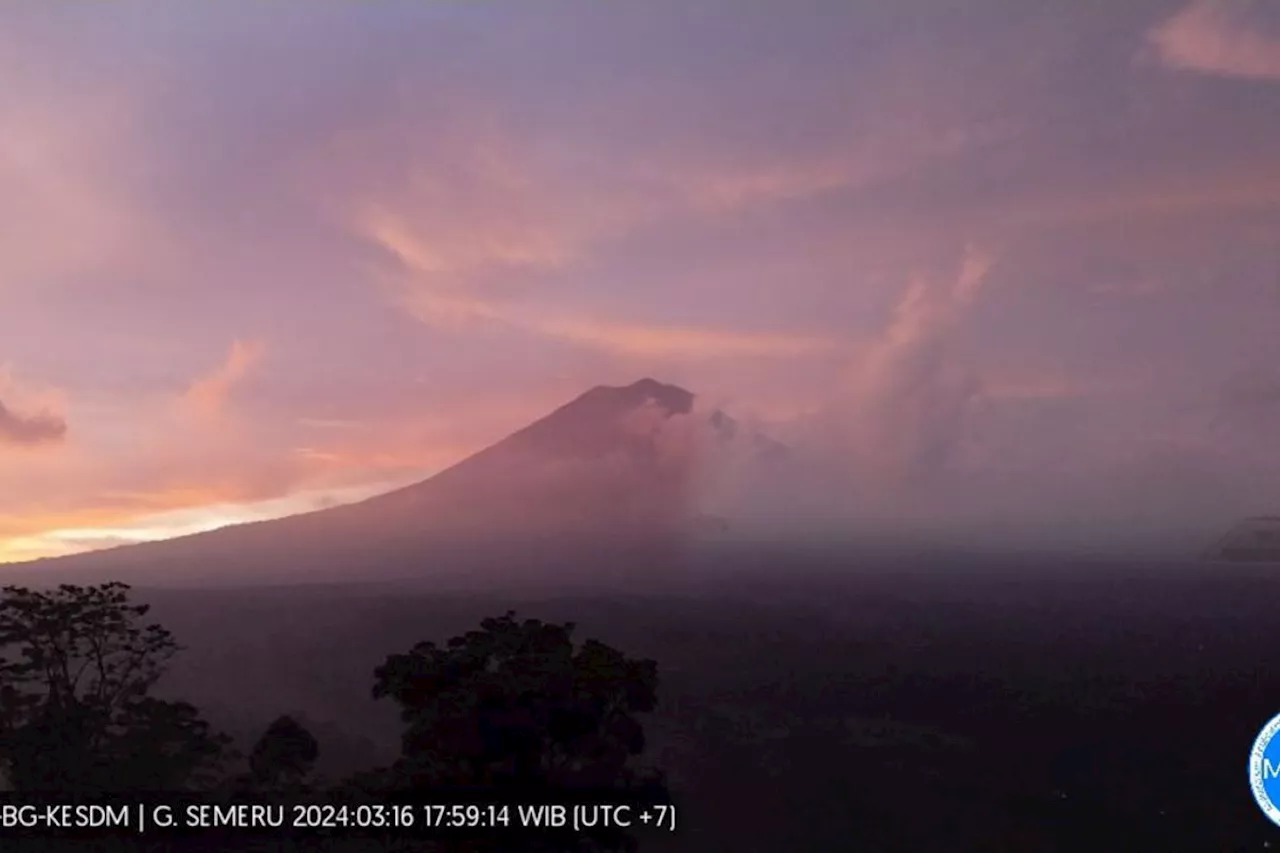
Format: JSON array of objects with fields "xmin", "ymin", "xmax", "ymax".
[
  {"xmin": 1150, "ymin": 1, "xmax": 1280, "ymax": 80},
  {"xmin": 0, "ymin": 399, "xmax": 66, "ymax": 447},
  {"xmin": 0, "ymin": 367, "xmax": 68, "ymax": 449},
  {"xmin": 182, "ymin": 340, "xmax": 266, "ymax": 416}
]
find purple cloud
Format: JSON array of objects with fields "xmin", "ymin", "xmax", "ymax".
[{"xmin": 0, "ymin": 399, "xmax": 67, "ymax": 447}]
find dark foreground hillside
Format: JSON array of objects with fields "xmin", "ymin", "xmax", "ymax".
[{"xmin": 123, "ymin": 547, "xmax": 1280, "ymax": 852}]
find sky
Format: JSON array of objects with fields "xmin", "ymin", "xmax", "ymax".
[{"xmin": 2, "ymin": 0, "xmax": 1279, "ymax": 561}]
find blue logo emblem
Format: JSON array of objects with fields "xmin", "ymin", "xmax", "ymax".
[{"xmin": 1249, "ymin": 713, "xmax": 1280, "ymax": 825}]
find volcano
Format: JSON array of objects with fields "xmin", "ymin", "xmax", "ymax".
[
  {"xmin": 342, "ymin": 377, "xmax": 701, "ymax": 540},
  {"xmin": 5, "ymin": 379, "xmax": 782, "ymax": 589}
]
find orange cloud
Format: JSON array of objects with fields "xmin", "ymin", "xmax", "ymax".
[
  {"xmin": 674, "ymin": 158, "xmax": 864, "ymax": 213},
  {"xmin": 0, "ymin": 479, "xmax": 413, "ymax": 563},
  {"xmin": 0, "ymin": 430, "xmax": 459, "ymax": 563},
  {"xmin": 364, "ymin": 205, "xmax": 576, "ymax": 280},
  {"xmin": 0, "ymin": 506, "xmax": 134, "ymax": 542},
  {"xmin": 371, "ymin": 206, "xmax": 839, "ymax": 360},
  {"xmin": 1150, "ymin": 1, "xmax": 1280, "ymax": 80},
  {"xmin": 399, "ymin": 282, "xmax": 838, "ymax": 359},
  {"xmin": 376, "ymin": 203, "xmax": 840, "ymax": 359},
  {"xmin": 531, "ymin": 315, "xmax": 839, "ymax": 359},
  {"xmin": 182, "ymin": 339, "xmax": 265, "ymax": 415},
  {"xmin": 0, "ymin": 491, "xmax": 245, "ymax": 562}
]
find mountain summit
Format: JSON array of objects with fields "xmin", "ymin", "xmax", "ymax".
[
  {"xmin": 489, "ymin": 378, "xmax": 695, "ymax": 458},
  {"xmin": 575, "ymin": 377, "xmax": 695, "ymax": 415},
  {"xmin": 344, "ymin": 378, "xmax": 704, "ymax": 537}
]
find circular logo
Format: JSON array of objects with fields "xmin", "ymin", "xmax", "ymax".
[{"xmin": 1249, "ymin": 713, "xmax": 1280, "ymax": 825}]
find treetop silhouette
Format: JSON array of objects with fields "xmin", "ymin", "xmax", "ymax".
[{"xmin": 0, "ymin": 582, "xmax": 231, "ymax": 792}]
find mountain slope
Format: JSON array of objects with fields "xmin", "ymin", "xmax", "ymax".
[
  {"xmin": 341, "ymin": 377, "xmax": 700, "ymax": 538},
  {"xmin": 4, "ymin": 379, "xmax": 780, "ymax": 588}
]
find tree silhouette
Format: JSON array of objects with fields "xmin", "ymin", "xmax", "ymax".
[
  {"xmin": 0, "ymin": 583, "xmax": 231, "ymax": 792},
  {"xmin": 248, "ymin": 714, "xmax": 320, "ymax": 791},
  {"xmin": 368, "ymin": 611, "xmax": 668, "ymax": 851}
]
